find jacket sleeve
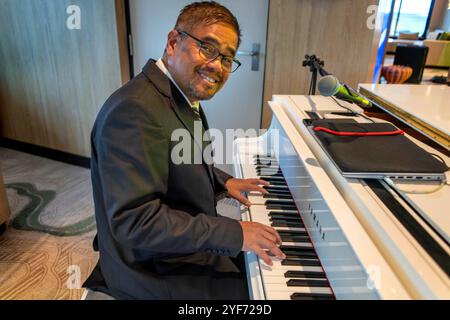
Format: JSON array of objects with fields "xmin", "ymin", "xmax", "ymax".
[
  {"xmin": 212, "ymin": 167, "xmax": 233, "ymax": 197},
  {"xmin": 94, "ymin": 99, "xmax": 243, "ymax": 257}
]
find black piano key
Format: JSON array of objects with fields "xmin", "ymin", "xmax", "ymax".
[
  {"xmin": 290, "ymin": 293, "xmax": 334, "ymax": 300},
  {"xmin": 265, "ymin": 192, "xmax": 292, "ymax": 198},
  {"xmin": 284, "ymin": 271, "xmax": 326, "ymax": 279},
  {"xmin": 256, "ymin": 166, "xmax": 283, "ymax": 172},
  {"xmin": 269, "ymin": 214, "xmax": 300, "ymax": 221},
  {"xmin": 257, "ymin": 168, "xmax": 281, "ymax": 172},
  {"xmin": 280, "ymin": 235, "xmax": 310, "ymax": 243},
  {"xmin": 254, "ymin": 160, "xmax": 278, "ymax": 165},
  {"xmin": 265, "ymin": 199, "xmax": 294, "ymax": 205},
  {"xmin": 266, "ymin": 201, "xmax": 295, "ymax": 208},
  {"xmin": 277, "ymin": 230, "xmax": 308, "ymax": 237},
  {"xmin": 253, "ymin": 161, "xmax": 280, "ymax": 169},
  {"xmin": 266, "ymin": 203, "xmax": 297, "ymax": 209},
  {"xmin": 282, "ymin": 252, "xmax": 316, "ymax": 258},
  {"xmin": 270, "ymin": 218, "xmax": 302, "ymax": 225},
  {"xmin": 256, "ymin": 165, "xmax": 280, "ymax": 169},
  {"xmin": 255, "ymin": 165, "xmax": 278, "ymax": 170},
  {"xmin": 282, "ymin": 249, "xmax": 316, "ymax": 258},
  {"xmin": 264, "ymin": 187, "xmax": 291, "ymax": 194},
  {"xmin": 282, "ymin": 259, "xmax": 321, "ymax": 267},
  {"xmin": 271, "ymin": 221, "xmax": 304, "ymax": 228},
  {"xmin": 287, "ymin": 279, "xmax": 329, "ymax": 288},
  {"xmin": 281, "ymin": 245, "xmax": 314, "ymax": 251},
  {"xmin": 267, "ymin": 207, "xmax": 298, "ymax": 212},
  {"xmin": 259, "ymin": 177, "xmax": 286, "ymax": 183},
  {"xmin": 265, "ymin": 189, "xmax": 290, "ymax": 195},
  {"xmin": 270, "ymin": 217, "xmax": 302, "ymax": 224},
  {"xmin": 268, "ymin": 211, "xmax": 299, "ymax": 217},
  {"xmin": 271, "ymin": 217, "xmax": 302, "ymax": 223},
  {"xmin": 285, "ymin": 254, "xmax": 317, "ymax": 260},
  {"xmin": 264, "ymin": 194, "xmax": 293, "ymax": 200},
  {"xmin": 255, "ymin": 163, "xmax": 279, "ymax": 168}
]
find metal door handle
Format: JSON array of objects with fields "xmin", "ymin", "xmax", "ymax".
[{"xmin": 237, "ymin": 43, "xmax": 260, "ymax": 71}]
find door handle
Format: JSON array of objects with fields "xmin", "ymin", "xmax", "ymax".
[{"xmin": 237, "ymin": 43, "xmax": 260, "ymax": 71}]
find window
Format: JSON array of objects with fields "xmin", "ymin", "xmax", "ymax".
[{"xmin": 389, "ymin": 0, "xmax": 435, "ymax": 39}]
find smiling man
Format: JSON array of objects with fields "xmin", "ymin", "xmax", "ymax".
[{"xmin": 83, "ymin": 1, "xmax": 284, "ymax": 300}]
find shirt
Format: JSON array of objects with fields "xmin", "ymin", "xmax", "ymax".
[{"xmin": 155, "ymin": 58, "xmax": 200, "ymax": 116}]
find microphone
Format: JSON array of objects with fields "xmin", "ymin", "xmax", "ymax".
[{"xmin": 318, "ymin": 75, "xmax": 372, "ymax": 108}]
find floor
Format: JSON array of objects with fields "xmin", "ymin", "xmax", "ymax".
[{"xmin": 0, "ymin": 147, "xmax": 98, "ymax": 300}]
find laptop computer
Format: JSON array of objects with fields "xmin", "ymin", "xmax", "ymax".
[{"xmin": 304, "ymin": 119, "xmax": 448, "ymax": 181}]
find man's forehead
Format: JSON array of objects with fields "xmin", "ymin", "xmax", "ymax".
[{"xmin": 192, "ymin": 23, "xmax": 238, "ymax": 54}]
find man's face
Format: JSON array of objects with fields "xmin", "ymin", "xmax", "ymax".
[{"xmin": 165, "ymin": 23, "xmax": 238, "ymax": 103}]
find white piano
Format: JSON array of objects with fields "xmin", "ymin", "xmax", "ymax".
[{"xmin": 232, "ymin": 88, "xmax": 450, "ymax": 300}]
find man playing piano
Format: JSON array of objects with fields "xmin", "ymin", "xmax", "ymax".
[{"xmin": 83, "ymin": 1, "xmax": 285, "ymax": 300}]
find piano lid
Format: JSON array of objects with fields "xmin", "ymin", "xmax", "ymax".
[{"xmin": 358, "ymin": 84, "xmax": 450, "ymax": 150}]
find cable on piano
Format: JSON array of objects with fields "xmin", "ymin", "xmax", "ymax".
[
  {"xmin": 384, "ymin": 177, "xmax": 447, "ymax": 195},
  {"xmin": 331, "ymin": 97, "xmax": 375, "ymax": 123}
]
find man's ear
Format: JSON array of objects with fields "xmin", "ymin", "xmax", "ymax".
[{"xmin": 166, "ymin": 29, "xmax": 179, "ymax": 56}]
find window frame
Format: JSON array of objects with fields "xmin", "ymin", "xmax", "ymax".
[{"xmin": 389, "ymin": 0, "xmax": 435, "ymax": 40}]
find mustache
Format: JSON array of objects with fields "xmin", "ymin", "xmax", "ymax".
[{"xmin": 195, "ymin": 66, "xmax": 223, "ymax": 82}]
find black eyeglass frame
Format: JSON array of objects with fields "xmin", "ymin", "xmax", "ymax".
[{"xmin": 177, "ymin": 30, "xmax": 241, "ymax": 73}]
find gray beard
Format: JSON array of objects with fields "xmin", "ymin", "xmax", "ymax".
[{"xmin": 188, "ymin": 81, "xmax": 217, "ymax": 101}]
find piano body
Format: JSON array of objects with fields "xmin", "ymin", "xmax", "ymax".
[{"xmin": 232, "ymin": 90, "xmax": 450, "ymax": 300}]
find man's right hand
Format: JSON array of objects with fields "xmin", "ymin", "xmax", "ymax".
[{"xmin": 239, "ymin": 221, "xmax": 286, "ymax": 266}]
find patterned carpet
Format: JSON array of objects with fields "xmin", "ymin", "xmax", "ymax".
[{"xmin": 0, "ymin": 148, "xmax": 99, "ymax": 300}]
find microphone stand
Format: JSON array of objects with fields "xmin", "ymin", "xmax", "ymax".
[{"xmin": 302, "ymin": 55, "xmax": 330, "ymax": 95}]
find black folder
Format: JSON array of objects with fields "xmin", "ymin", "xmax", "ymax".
[{"xmin": 310, "ymin": 119, "xmax": 448, "ymax": 177}]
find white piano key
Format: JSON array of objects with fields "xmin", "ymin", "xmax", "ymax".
[{"xmin": 263, "ymin": 283, "xmax": 333, "ymax": 294}]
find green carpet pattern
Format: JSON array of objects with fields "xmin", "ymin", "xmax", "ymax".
[{"xmin": 6, "ymin": 183, "xmax": 96, "ymax": 236}]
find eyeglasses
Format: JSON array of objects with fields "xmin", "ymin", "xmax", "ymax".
[{"xmin": 177, "ymin": 30, "xmax": 241, "ymax": 73}]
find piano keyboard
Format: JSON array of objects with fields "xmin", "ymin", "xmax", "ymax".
[{"xmin": 246, "ymin": 154, "xmax": 335, "ymax": 300}]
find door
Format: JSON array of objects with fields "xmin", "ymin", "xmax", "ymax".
[{"xmin": 129, "ymin": 0, "xmax": 269, "ymax": 173}]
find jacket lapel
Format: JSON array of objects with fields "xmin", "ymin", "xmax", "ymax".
[
  {"xmin": 199, "ymin": 105, "xmax": 215, "ymax": 189},
  {"xmin": 142, "ymin": 60, "xmax": 215, "ymax": 188}
]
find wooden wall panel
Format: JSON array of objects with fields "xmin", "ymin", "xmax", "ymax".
[
  {"xmin": 0, "ymin": 0, "xmax": 128, "ymax": 157},
  {"xmin": 262, "ymin": 0, "xmax": 382, "ymax": 128},
  {"xmin": 429, "ymin": 0, "xmax": 448, "ymax": 31}
]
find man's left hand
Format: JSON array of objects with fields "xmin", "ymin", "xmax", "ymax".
[{"xmin": 225, "ymin": 178, "xmax": 269, "ymax": 207}]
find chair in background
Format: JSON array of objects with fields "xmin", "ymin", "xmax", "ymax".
[
  {"xmin": 422, "ymin": 40, "xmax": 450, "ymax": 68},
  {"xmin": 394, "ymin": 45, "xmax": 429, "ymax": 83}
]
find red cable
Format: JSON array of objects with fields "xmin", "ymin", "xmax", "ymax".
[{"xmin": 314, "ymin": 126, "xmax": 404, "ymax": 136}]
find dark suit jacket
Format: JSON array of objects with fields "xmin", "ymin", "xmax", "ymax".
[{"xmin": 84, "ymin": 60, "xmax": 247, "ymax": 299}]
